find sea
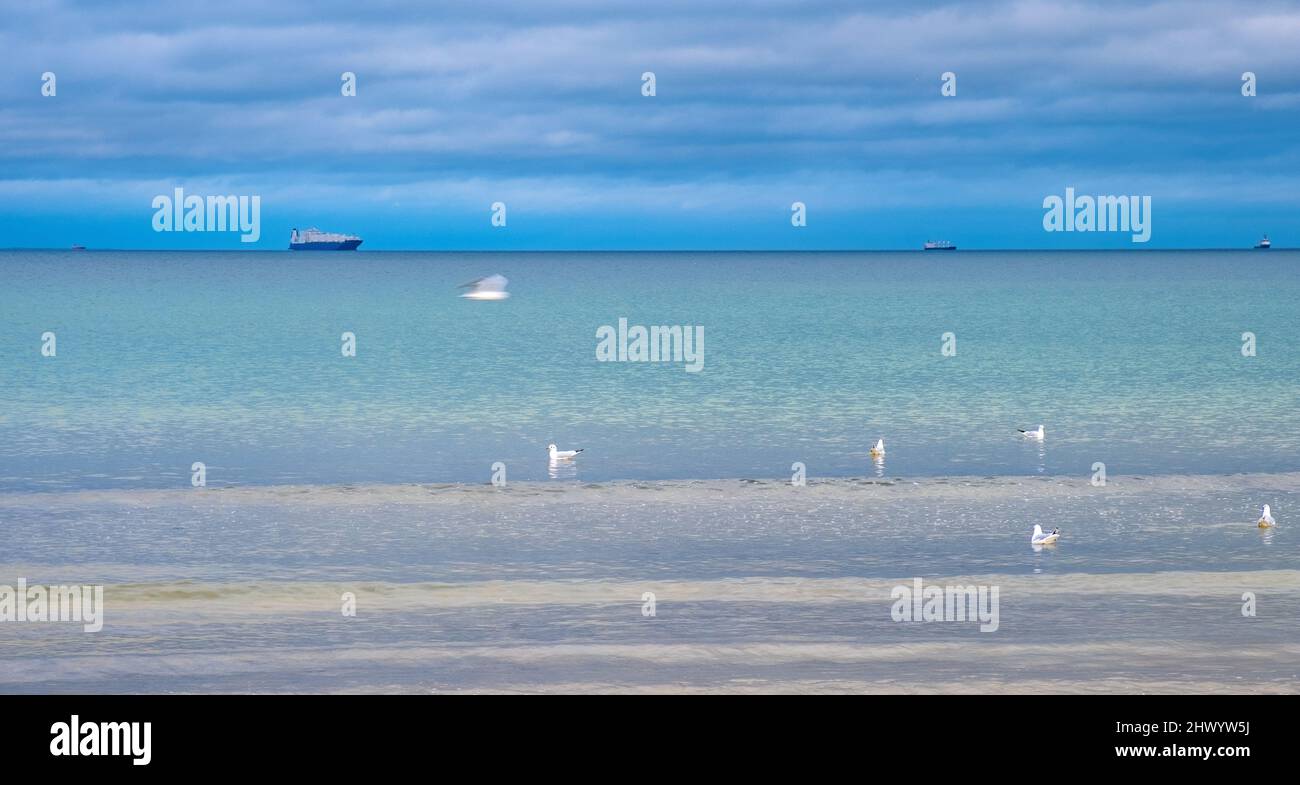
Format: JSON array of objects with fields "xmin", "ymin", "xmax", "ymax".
[{"xmin": 1, "ymin": 249, "xmax": 1297, "ymax": 692}]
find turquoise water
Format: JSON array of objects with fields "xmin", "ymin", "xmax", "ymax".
[
  {"xmin": 3, "ymin": 250, "xmax": 1299, "ymax": 692},
  {"xmin": 2, "ymin": 250, "xmax": 1298, "ymax": 490}
]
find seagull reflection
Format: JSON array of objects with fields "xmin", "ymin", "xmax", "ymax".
[
  {"xmin": 548, "ymin": 458, "xmax": 578, "ymax": 480},
  {"xmin": 869, "ymin": 438, "xmax": 886, "ymax": 477}
]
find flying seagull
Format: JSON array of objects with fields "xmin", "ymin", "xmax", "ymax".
[
  {"xmin": 548, "ymin": 443, "xmax": 583, "ymax": 460},
  {"xmin": 1258, "ymin": 504, "xmax": 1277, "ymax": 528},
  {"xmin": 1031, "ymin": 524, "xmax": 1060, "ymax": 545},
  {"xmin": 459, "ymin": 274, "xmax": 510, "ymax": 300},
  {"xmin": 1018, "ymin": 424, "xmax": 1045, "ymax": 440}
]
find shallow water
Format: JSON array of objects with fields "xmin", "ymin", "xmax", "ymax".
[{"xmin": 1, "ymin": 473, "xmax": 1297, "ymax": 693}]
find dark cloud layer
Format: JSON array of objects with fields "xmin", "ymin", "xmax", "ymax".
[{"xmin": 1, "ymin": 1, "xmax": 1297, "ymax": 247}]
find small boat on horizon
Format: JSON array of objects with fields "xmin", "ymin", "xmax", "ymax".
[
  {"xmin": 1255, "ymin": 235, "xmax": 1272, "ymax": 249},
  {"xmin": 923, "ymin": 240, "xmax": 957, "ymax": 251},
  {"xmin": 70, "ymin": 245, "xmax": 86, "ymax": 251},
  {"xmin": 289, "ymin": 228, "xmax": 363, "ymax": 251}
]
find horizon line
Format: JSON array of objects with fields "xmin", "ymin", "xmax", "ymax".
[{"xmin": 0, "ymin": 246, "xmax": 1291, "ymax": 254}]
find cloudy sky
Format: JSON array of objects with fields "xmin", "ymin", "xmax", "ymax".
[{"xmin": 1, "ymin": 0, "xmax": 1297, "ymax": 249}]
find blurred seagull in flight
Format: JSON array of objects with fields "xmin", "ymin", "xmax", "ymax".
[
  {"xmin": 548, "ymin": 443, "xmax": 583, "ymax": 460},
  {"xmin": 1258, "ymin": 504, "xmax": 1276, "ymax": 528},
  {"xmin": 1030, "ymin": 524, "xmax": 1060, "ymax": 545},
  {"xmin": 1018, "ymin": 424, "xmax": 1045, "ymax": 440},
  {"xmin": 459, "ymin": 274, "xmax": 510, "ymax": 300}
]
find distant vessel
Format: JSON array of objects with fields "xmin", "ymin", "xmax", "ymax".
[
  {"xmin": 289, "ymin": 228, "xmax": 362, "ymax": 251},
  {"xmin": 1255, "ymin": 235, "xmax": 1271, "ymax": 249},
  {"xmin": 70, "ymin": 245, "xmax": 86, "ymax": 251},
  {"xmin": 923, "ymin": 240, "xmax": 956, "ymax": 251}
]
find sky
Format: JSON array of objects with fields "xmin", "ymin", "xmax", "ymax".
[{"xmin": 1, "ymin": 0, "xmax": 1298, "ymax": 250}]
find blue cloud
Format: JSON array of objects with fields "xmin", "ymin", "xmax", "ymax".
[{"xmin": 1, "ymin": 0, "xmax": 1298, "ymax": 248}]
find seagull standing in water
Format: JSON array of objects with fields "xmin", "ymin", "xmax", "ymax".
[
  {"xmin": 1018, "ymin": 424, "xmax": 1045, "ymax": 440},
  {"xmin": 1030, "ymin": 524, "xmax": 1060, "ymax": 545},
  {"xmin": 1258, "ymin": 504, "xmax": 1277, "ymax": 528},
  {"xmin": 459, "ymin": 274, "xmax": 510, "ymax": 300},
  {"xmin": 548, "ymin": 443, "xmax": 583, "ymax": 460}
]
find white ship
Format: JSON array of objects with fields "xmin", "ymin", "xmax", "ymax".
[{"xmin": 289, "ymin": 228, "xmax": 363, "ymax": 251}]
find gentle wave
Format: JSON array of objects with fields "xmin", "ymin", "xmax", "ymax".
[
  {"xmin": 4, "ymin": 469, "xmax": 1300, "ymax": 508},
  {"xmin": 0, "ymin": 570, "xmax": 1289, "ymax": 614}
]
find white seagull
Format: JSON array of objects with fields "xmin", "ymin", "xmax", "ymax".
[
  {"xmin": 548, "ymin": 443, "xmax": 583, "ymax": 460},
  {"xmin": 1258, "ymin": 504, "xmax": 1277, "ymax": 528},
  {"xmin": 1018, "ymin": 424, "xmax": 1045, "ymax": 440},
  {"xmin": 459, "ymin": 274, "xmax": 510, "ymax": 300},
  {"xmin": 1030, "ymin": 524, "xmax": 1060, "ymax": 545},
  {"xmin": 869, "ymin": 438, "xmax": 885, "ymax": 458}
]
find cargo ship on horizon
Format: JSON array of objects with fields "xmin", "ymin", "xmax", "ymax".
[{"xmin": 289, "ymin": 228, "xmax": 362, "ymax": 251}]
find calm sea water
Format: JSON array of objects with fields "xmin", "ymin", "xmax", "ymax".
[
  {"xmin": 1, "ymin": 250, "xmax": 1297, "ymax": 490},
  {"xmin": 1, "ymin": 474, "xmax": 1297, "ymax": 692},
  {"xmin": 3, "ymin": 249, "xmax": 1299, "ymax": 692}
]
